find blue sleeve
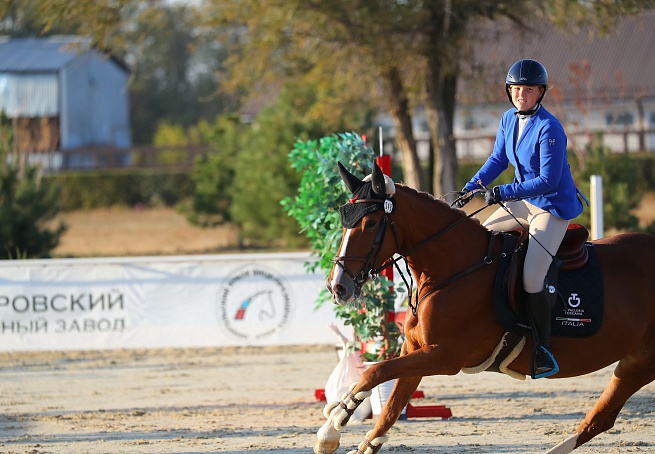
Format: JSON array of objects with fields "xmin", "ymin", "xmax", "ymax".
[
  {"xmin": 464, "ymin": 116, "xmax": 510, "ymax": 192},
  {"xmin": 498, "ymin": 120, "xmax": 566, "ymax": 200}
]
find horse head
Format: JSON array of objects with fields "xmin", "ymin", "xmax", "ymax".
[{"xmin": 326, "ymin": 162, "xmax": 398, "ymax": 306}]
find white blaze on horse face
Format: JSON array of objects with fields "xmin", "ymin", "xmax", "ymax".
[{"xmin": 331, "ymin": 229, "xmax": 353, "ymax": 303}]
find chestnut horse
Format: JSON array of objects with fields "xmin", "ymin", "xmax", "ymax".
[{"xmin": 315, "ymin": 162, "xmax": 655, "ymax": 454}]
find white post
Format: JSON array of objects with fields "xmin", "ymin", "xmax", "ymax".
[
  {"xmin": 379, "ymin": 126, "xmax": 383, "ymax": 157},
  {"xmin": 590, "ymin": 175, "xmax": 604, "ymax": 240}
]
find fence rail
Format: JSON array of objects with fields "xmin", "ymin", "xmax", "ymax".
[
  {"xmin": 453, "ymin": 128, "xmax": 655, "ymax": 161},
  {"xmin": 31, "ymin": 145, "xmax": 213, "ymax": 172},
  {"xmin": 28, "ymin": 129, "xmax": 655, "ymax": 172}
]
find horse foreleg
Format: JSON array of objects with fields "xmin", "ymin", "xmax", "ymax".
[
  {"xmin": 347, "ymin": 375, "xmax": 422, "ymax": 454},
  {"xmin": 314, "ymin": 382, "xmax": 373, "ymax": 454}
]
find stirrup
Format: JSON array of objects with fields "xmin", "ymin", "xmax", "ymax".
[{"xmin": 532, "ymin": 346, "xmax": 559, "ymax": 379}]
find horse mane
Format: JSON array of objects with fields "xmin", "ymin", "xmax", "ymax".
[{"xmin": 395, "ymin": 183, "xmax": 484, "ymax": 229}]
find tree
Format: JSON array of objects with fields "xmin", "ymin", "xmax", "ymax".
[
  {"xmin": 0, "ymin": 114, "xmax": 66, "ymax": 259},
  {"xmin": 125, "ymin": 4, "xmax": 233, "ymax": 144},
  {"xmin": 204, "ymin": 0, "xmax": 427, "ymax": 190},
  {"xmin": 232, "ymin": 82, "xmax": 369, "ymax": 246},
  {"xmin": 185, "ymin": 82, "xmax": 360, "ymax": 246},
  {"xmin": 173, "ymin": 114, "xmax": 244, "ymax": 227},
  {"xmin": 202, "ymin": 0, "xmax": 653, "ymax": 197}
]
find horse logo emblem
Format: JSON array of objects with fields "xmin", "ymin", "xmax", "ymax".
[{"xmin": 217, "ymin": 264, "xmax": 293, "ymax": 340}]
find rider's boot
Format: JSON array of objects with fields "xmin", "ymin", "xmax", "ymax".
[{"xmin": 526, "ymin": 287, "xmax": 559, "ymax": 379}]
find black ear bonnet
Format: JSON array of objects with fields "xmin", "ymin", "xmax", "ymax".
[
  {"xmin": 338, "ymin": 181, "xmax": 389, "ymax": 228},
  {"xmin": 337, "ymin": 161, "xmax": 395, "ymax": 228}
]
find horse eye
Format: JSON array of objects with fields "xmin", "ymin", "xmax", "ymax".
[{"xmin": 364, "ymin": 219, "xmax": 377, "ymax": 229}]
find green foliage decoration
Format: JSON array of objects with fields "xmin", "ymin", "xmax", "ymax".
[
  {"xmin": 281, "ymin": 132, "xmax": 376, "ymax": 278},
  {"xmin": 282, "ymin": 132, "xmax": 405, "ymax": 360},
  {"xmin": 334, "ymin": 275, "xmax": 405, "ymax": 362}
]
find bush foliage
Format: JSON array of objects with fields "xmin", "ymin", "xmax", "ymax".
[
  {"xmin": 48, "ymin": 170, "xmax": 194, "ymax": 210},
  {"xmin": 568, "ymin": 133, "xmax": 646, "ymax": 232},
  {"xmin": 281, "ymin": 132, "xmax": 377, "ymax": 277},
  {"xmin": 0, "ymin": 115, "xmax": 66, "ymax": 259}
]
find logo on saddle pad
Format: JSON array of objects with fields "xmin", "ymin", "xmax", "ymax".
[
  {"xmin": 567, "ymin": 293, "xmax": 581, "ymax": 307},
  {"xmin": 556, "ymin": 292, "xmax": 592, "ymax": 328},
  {"xmin": 551, "ymin": 247, "xmax": 604, "ymax": 338}
]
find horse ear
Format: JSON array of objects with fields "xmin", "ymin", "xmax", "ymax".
[
  {"xmin": 338, "ymin": 162, "xmax": 365, "ymax": 194},
  {"xmin": 371, "ymin": 161, "xmax": 386, "ymax": 196}
]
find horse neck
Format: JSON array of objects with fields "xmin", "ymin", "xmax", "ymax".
[{"xmin": 394, "ymin": 186, "xmax": 490, "ymax": 283}]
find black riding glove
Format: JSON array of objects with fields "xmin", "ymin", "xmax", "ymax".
[
  {"xmin": 454, "ymin": 189, "xmax": 473, "ymax": 208},
  {"xmin": 484, "ymin": 186, "xmax": 502, "ymax": 205}
]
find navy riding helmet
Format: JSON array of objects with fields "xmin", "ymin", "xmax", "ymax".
[{"xmin": 505, "ymin": 59, "xmax": 548, "ymax": 106}]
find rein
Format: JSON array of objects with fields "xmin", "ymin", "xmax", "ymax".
[
  {"xmin": 392, "ymin": 203, "xmax": 493, "ymax": 316},
  {"xmin": 334, "ymin": 190, "xmax": 504, "ymax": 316}
]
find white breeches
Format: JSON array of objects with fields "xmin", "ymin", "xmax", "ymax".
[{"xmin": 483, "ymin": 200, "xmax": 569, "ymax": 293}]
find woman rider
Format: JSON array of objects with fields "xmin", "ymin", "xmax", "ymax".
[{"xmin": 457, "ymin": 59, "xmax": 587, "ymax": 379}]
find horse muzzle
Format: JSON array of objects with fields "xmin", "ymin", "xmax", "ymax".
[{"xmin": 325, "ymin": 274, "xmax": 361, "ymax": 306}]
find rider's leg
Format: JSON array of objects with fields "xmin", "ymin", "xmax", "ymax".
[
  {"xmin": 523, "ymin": 205, "xmax": 569, "ymax": 378},
  {"xmin": 525, "ymin": 289, "xmax": 559, "ymax": 378},
  {"xmin": 482, "ymin": 201, "xmax": 529, "ymax": 231}
]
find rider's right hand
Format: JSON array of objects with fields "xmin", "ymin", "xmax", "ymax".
[{"xmin": 454, "ymin": 189, "xmax": 473, "ymax": 209}]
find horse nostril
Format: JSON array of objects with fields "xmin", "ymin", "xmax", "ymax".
[{"xmin": 333, "ymin": 283, "xmax": 346, "ymax": 297}]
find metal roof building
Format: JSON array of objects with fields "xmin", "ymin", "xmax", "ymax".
[{"xmin": 0, "ymin": 36, "xmax": 131, "ymax": 154}]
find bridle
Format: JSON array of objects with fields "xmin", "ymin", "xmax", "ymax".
[
  {"xmin": 332, "ymin": 197, "xmax": 399, "ymax": 292},
  {"xmin": 332, "ymin": 190, "xmax": 502, "ymax": 316}
]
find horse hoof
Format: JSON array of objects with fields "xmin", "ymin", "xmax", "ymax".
[
  {"xmin": 314, "ymin": 439, "xmax": 340, "ymax": 454},
  {"xmin": 315, "ymin": 419, "xmax": 341, "ymax": 454}
]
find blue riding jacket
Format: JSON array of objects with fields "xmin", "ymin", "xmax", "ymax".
[{"xmin": 464, "ymin": 105, "xmax": 586, "ymax": 220}]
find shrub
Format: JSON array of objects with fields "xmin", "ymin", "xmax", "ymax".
[
  {"xmin": 569, "ymin": 133, "xmax": 646, "ymax": 232},
  {"xmin": 0, "ymin": 114, "xmax": 66, "ymax": 259}
]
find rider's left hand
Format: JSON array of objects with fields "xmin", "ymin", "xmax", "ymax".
[{"xmin": 484, "ymin": 186, "xmax": 502, "ymax": 205}]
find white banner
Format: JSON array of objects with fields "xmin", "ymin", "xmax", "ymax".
[{"xmin": 0, "ymin": 252, "xmax": 347, "ymax": 351}]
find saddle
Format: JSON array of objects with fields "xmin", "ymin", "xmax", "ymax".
[
  {"xmin": 505, "ymin": 223, "xmax": 589, "ymax": 315},
  {"xmin": 474, "ymin": 224, "xmax": 604, "ymax": 379}
]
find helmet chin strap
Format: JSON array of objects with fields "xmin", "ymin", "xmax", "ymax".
[{"xmin": 514, "ymin": 104, "xmax": 541, "ymax": 116}]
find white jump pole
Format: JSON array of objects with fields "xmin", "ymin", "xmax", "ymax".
[{"xmin": 590, "ymin": 175, "xmax": 604, "ymax": 240}]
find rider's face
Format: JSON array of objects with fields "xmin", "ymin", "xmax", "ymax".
[{"xmin": 510, "ymin": 85, "xmax": 543, "ymax": 111}]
